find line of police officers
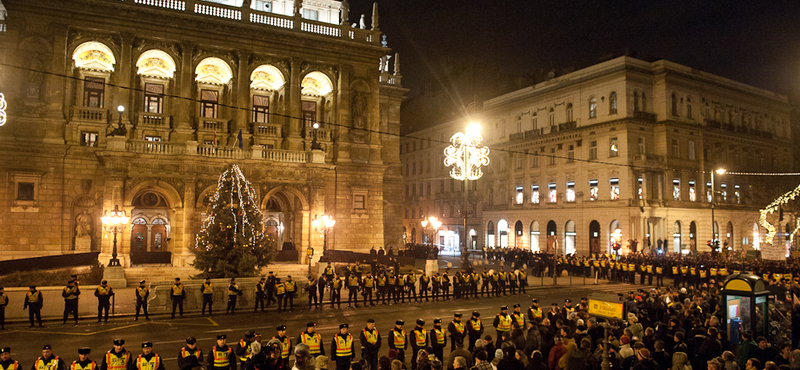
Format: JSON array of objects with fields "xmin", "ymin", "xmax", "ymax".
[{"xmin": 0, "ymin": 302, "xmax": 557, "ymax": 370}]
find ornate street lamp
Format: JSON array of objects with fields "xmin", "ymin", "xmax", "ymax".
[
  {"xmin": 611, "ymin": 228, "xmax": 622, "ymax": 256},
  {"xmin": 101, "ymin": 205, "xmax": 130, "ymax": 267},
  {"xmin": 710, "ymin": 168, "xmax": 726, "ymax": 253},
  {"xmin": 421, "ymin": 216, "xmax": 442, "ymax": 248},
  {"xmin": 312, "ymin": 214, "xmax": 336, "ymax": 254},
  {"xmin": 444, "ymin": 123, "xmax": 489, "ymax": 256}
]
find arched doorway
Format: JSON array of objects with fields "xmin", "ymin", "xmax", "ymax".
[
  {"xmin": 753, "ymin": 223, "xmax": 761, "ymax": 250},
  {"xmin": 411, "ymin": 228, "xmax": 417, "ymax": 243},
  {"xmin": 546, "ymin": 220, "xmax": 557, "ymax": 253},
  {"xmin": 402, "ymin": 226, "xmax": 407, "ymax": 244},
  {"xmin": 514, "ymin": 221, "xmax": 524, "ymax": 248},
  {"xmin": 497, "ymin": 219, "xmax": 509, "ymax": 248},
  {"xmin": 530, "ymin": 221, "xmax": 540, "ymax": 252},
  {"xmin": 129, "ymin": 191, "xmax": 172, "ymax": 264},
  {"xmin": 673, "ymin": 221, "xmax": 681, "ymax": 253},
  {"xmin": 609, "ymin": 220, "xmax": 621, "ymax": 254},
  {"xmin": 261, "ymin": 186, "xmax": 309, "ymax": 256},
  {"xmin": 265, "ymin": 219, "xmax": 281, "ymax": 244},
  {"xmin": 565, "ymin": 220, "xmax": 576, "ymax": 255},
  {"xmin": 727, "ymin": 222, "xmax": 734, "ymax": 250},
  {"xmin": 487, "ymin": 221, "xmax": 495, "ymax": 248},
  {"xmin": 690, "ymin": 221, "xmax": 697, "ymax": 252},
  {"xmin": 589, "ymin": 220, "xmax": 601, "ymax": 255}
]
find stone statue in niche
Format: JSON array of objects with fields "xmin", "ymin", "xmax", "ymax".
[
  {"xmin": 74, "ymin": 210, "xmax": 93, "ymax": 252},
  {"xmin": 351, "ymin": 91, "xmax": 368, "ymax": 142}
]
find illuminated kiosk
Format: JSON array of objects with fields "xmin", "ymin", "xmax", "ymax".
[{"xmin": 721, "ymin": 274, "xmax": 769, "ymax": 346}]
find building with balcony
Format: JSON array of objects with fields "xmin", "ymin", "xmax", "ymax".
[
  {"xmin": 401, "ymin": 56, "xmax": 794, "ymax": 256},
  {"xmin": 0, "ymin": 0, "xmax": 407, "ymax": 268}
]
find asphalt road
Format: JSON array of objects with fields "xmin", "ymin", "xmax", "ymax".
[{"xmin": 0, "ymin": 282, "xmax": 641, "ymax": 367}]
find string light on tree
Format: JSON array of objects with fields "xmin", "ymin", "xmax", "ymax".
[{"xmin": 760, "ymin": 182, "xmax": 800, "ymax": 245}]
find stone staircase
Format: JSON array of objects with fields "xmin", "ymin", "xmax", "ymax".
[{"xmin": 123, "ymin": 263, "xmax": 310, "ymax": 287}]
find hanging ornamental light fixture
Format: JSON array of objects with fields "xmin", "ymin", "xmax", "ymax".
[{"xmin": 443, "ymin": 124, "xmax": 490, "ymax": 181}]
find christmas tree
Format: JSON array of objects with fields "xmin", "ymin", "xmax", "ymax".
[{"xmin": 192, "ymin": 164, "xmax": 275, "ymax": 278}]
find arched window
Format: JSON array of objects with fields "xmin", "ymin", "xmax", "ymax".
[
  {"xmin": 686, "ymin": 97, "xmax": 693, "ymax": 120},
  {"xmin": 671, "ymin": 93, "xmax": 679, "ymax": 116},
  {"xmin": 609, "ymin": 92, "xmax": 617, "ymax": 115},
  {"xmin": 566, "ymin": 103, "xmax": 573, "ymax": 122},
  {"xmin": 589, "ymin": 97, "xmax": 597, "ymax": 118}
]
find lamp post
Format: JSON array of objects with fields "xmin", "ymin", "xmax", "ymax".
[
  {"xmin": 311, "ymin": 122, "xmax": 323, "ymax": 150},
  {"xmin": 312, "ymin": 214, "xmax": 336, "ymax": 255},
  {"xmin": 611, "ymin": 228, "xmax": 622, "ymax": 257},
  {"xmin": 710, "ymin": 168, "xmax": 726, "ymax": 253},
  {"xmin": 421, "ymin": 216, "xmax": 442, "ymax": 250},
  {"xmin": 444, "ymin": 123, "xmax": 489, "ymax": 258},
  {"xmin": 101, "ymin": 205, "xmax": 129, "ymax": 267}
]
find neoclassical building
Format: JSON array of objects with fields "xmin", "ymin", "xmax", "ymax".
[
  {"xmin": 402, "ymin": 56, "xmax": 794, "ymax": 256},
  {"xmin": 0, "ymin": 0, "xmax": 407, "ymax": 268}
]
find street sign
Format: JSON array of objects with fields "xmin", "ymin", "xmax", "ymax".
[{"xmin": 588, "ymin": 293, "xmax": 624, "ymax": 320}]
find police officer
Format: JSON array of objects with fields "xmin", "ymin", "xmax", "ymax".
[
  {"xmin": 178, "ymin": 337, "xmax": 203, "ymax": 370},
  {"xmin": 94, "ymin": 280, "xmax": 114, "ymax": 323},
  {"xmin": 0, "ymin": 347, "xmax": 17, "ymax": 370},
  {"xmin": 362, "ymin": 272, "xmax": 375, "ymax": 306},
  {"xmin": 511, "ymin": 304, "xmax": 525, "ymax": 328},
  {"xmin": 34, "ymin": 345, "xmax": 65, "ymax": 370},
  {"xmin": 447, "ymin": 313, "xmax": 466, "ymax": 351},
  {"xmin": 429, "ymin": 319, "xmax": 447, "ymax": 362},
  {"xmin": 347, "ymin": 272, "xmax": 360, "ymax": 308},
  {"xmin": 405, "ymin": 270, "xmax": 417, "ymax": 303},
  {"xmin": 255, "ymin": 277, "xmax": 267, "ymax": 312},
  {"xmin": 330, "ymin": 275, "xmax": 342, "ymax": 309},
  {"xmin": 419, "ymin": 272, "xmax": 430, "ymax": 302},
  {"xmin": 410, "ymin": 319, "xmax": 427, "ymax": 370},
  {"xmin": 62, "ymin": 280, "xmax": 80, "ymax": 325},
  {"xmin": 331, "ymin": 324, "xmax": 354, "ymax": 370},
  {"xmin": 284, "ymin": 276, "xmax": 296, "ymax": 311},
  {"xmin": 298, "ymin": 322, "xmax": 324, "ymax": 357},
  {"xmin": 467, "ymin": 311, "xmax": 484, "ymax": 352},
  {"xmin": 388, "ymin": 320, "xmax": 407, "ymax": 363},
  {"xmin": 492, "ymin": 306, "xmax": 512, "ymax": 341},
  {"xmin": 324, "ymin": 263, "xmax": 335, "ymax": 283},
  {"xmin": 562, "ymin": 299, "xmax": 574, "ymax": 316},
  {"xmin": 235, "ymin": 331, "xmax": 255, "ymax": 365},
  {"xmin": 275, "ymin": 278, "xmax": 285, "ymax": 312},
  {"xmin": 100, "ymin": 339, "xmax": 132, "ymax": 370},
  {"xmin": 517, "ymin": 269, "xmax": 527, "ymax": 294},
  {"xmin": 360, "ymin": 319, "xmax": 381, "ymax": 370},
  {"xmin": 207, "ymin": 335, "xmax": 236, "ymax": 370},
  {"xmin": 527, "ymin": 299, "xmax": 543, "ymax": 324},
  {"xmin": 317, "ymin": 275, "xmax": 327, "ymax": 309},
  {"xmin": 272, "ymin": 325, "xmax": 291, "ymax": 367},
  {"xmin": 171, "ymin": 278, "xmax": 185, "ymax": 319},
  {"xmin": 24, "ymin": 285, "xmax": 43, "ymax": 328},
  {"xmin": 480, "ymin": 269, "xmax": 490, "ymax": 297},
  {"xmin": 431, "ymin": 273, "xmax": 441, "ymax": 301},
  {"xmin": 227, "ymin": 278, "xmax": 241, "ymax": 314},
  {"xmin": 136, "ymin": 343, "xmax": 163, "ymax": 370},
  {"xmin": 71, "ymin": 348, "xmax": 95, "ymax": 370},
  {"xmin": 265, "ymin": 272, "xmax": 277, "ymax": 307},
  {"xmin": 306, "ymin": 275, "xmax": 319, "ymax": 310},
  {"xmin": 135, "ymin": 280, "xmax": 149, "ymax": 321}
]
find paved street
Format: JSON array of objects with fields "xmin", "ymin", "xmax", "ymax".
[{"xmin": 0, "ymin": 281, "xmax": 651, "ymax": 366}]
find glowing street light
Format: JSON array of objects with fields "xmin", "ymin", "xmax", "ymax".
[
  {"xmin": 101, "ymin": 205, "xmax": 130, "ymax": 267},
  {"xmin": 421, "ymin": 216, "xmax": 442, "ymax": 247},
  {"xmin": 312, "ymin": 214, "xmax": 336, "ymax": 253},
  {"xmin": 444, "ymin": 122, "xmax": 489, "ymax": 256}
]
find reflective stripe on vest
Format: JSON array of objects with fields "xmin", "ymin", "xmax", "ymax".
[
  {"xmin": 276, "ymin": 284, "xmax": 285, "ymax": 295},
  {"xmin": 136, "ymin": 354, "xmax": 160, "ymax": 370},
  {"xmin": 672, "ymin": 267, "xmax": 678, "ymax": 274},
  {"xmin": 238, "ymin": 340, "xmax": 250, "ymax": 362},
  {"xmin": 513, "ymin": 313, "xmax": 524, "ymax": 327},
  {"xmin": 137, "ymin": 287, "xmax": 148, "ymax": 297},
  {"xmin": 105, "ymin": 352, "xmax": 129, "ymax": 370},
  {"xmin": 27, "ymin": 291, "xmax": 40, "ymax": 303},
  {"xmin": 180, "ymin": 348, "xmax": 202, "ymax": 360},
  {"xmin": 70, "ymin": 362, "xmax": 94, "ymax": 370},
  {"xmin": 172, "ymin": 284, "xmax": 184, "ymax": 295},
  {"xmin": 433, "ymin": 328, "xmax": 445, "ymax": 344},
  {"xmin": 362, "ymin": 329, "xmax": 379, "ymax": 345},
  {"xmin": 530, "ymin": 307, "xmax": 542, "ymax": 318},
  {"xmin": 3, "ymin": 361, "xmax": 20, "ymax": 370},
  {"xmin": 212, "ymin": 347, "xmax": 231, "ymax": 368},
  {"xmin": 35, "ymin": 357, "xmax": 60, "ymax": 370},
  {"xmin": 364, "ymin": 277, "xmax": 374, "ymax": 288},
  {"xmin": 301, "ymin": 333, "xmax": 322, "ymax": 354},
  {"xmin": 470, "ymin": 319, "xmax": 482, "ymax": 331},
  {"xmin": 392, "ymin": 329, "xmax": 406, "ymax": 349},
  {"xmin": 497, "ymin": 314, "xmax": 512, "ymax": 331},
  {"xmin": 414, "ymin": 329, "xmax": 427, "ymax": 347},
  {"xmin": 203, "ymin": 283, "xmax": 214, "ymax": 294},
  {"xmin": 285, "ymin": 281, "xmax": 295, "ymax": 291},
  {"xmin": 229, "ymin": 285, "xmax": 239, "ymax": 296},
  {"xmin": 452, "ymin": 321, "xmax": 464, "ymax": 334},
  {"xmin": 97, "ymin": 286, "xmax": 111, "ymax": 296},
  {"xmin": 335, "ymin": 334, "xmax": 353, "ymax": 357}
]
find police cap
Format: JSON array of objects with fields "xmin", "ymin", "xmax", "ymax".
[
  {"xmin": 367, "ymin": 318, "xmax": 375, "ymax": 323},
  {"xmin": 142, "ymin": 342, "xmax": 153, "ymax": 348},
  {"xmin": 454, "ymin": 313, "xmax": 462, "ymax": 318},
  {"xmin": 139, "ymin": 280, "xmax": 146, "ymax": 284},
  {"xmin": 532, "ymin": 298, "xmax": 539, "ymax": 303},
  {"xmin": 339, "ymin": 323, "xmax": 349, "ymax": 329},
  {"xmin": 113, "ymin": 339, "xmax": 125, "ymax": 346},
  {"xmin": 78, "ymin": 348, "xmax": 91, "ymax": 355},
  {"xmin": 245, "ymin": 331, "xmax": 256, "ymax": 339},
  {"xmin": 472, "ymin": 311, "xmax": 480, "ymax": 317},
  {"xmin": 0, "ymin": 348, "xmax": 10, "ymax": 354},
  {"xmin": 43, "ymin": 345, "xmax": 52, "ymax": 350},
  {"xmin": 217, "ymin": 335, "xmax": 227, "ymax": 340},
  {"xmin": 565, "ymin": 299, "xmax": 572, "ymax": 303},
  {"xmin": 186, "ymin": 337, "xmax": 197, "ymax": 345},
  {"xmin": 513, "ymin": 304, "xmax": 521, "ymax": 308},
  {"xmin": 416, "ymin": 319, "xmax": 425, "ymax": 326},
  {"xmin": 395, "ymin": 320, "xmax": 405, "ymax": 326},
  {"xmin": 501, "ymin": 306, "xmax": 508, "ymax": 310},
  {"xmin": 307, "ymin": 322, "xmax": 317, "ymax": 328},
  {"xmin": 433, "ymin": 319, "xmax": 442, "ymax": 324},
  {"xmin": 277, "ymin": 325, "xmax": 287, "ymax": 331}
]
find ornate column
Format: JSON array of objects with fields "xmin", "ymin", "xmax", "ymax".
[
  {"xmin": 173, "ymin": 41, "xmax": 195, "ymax": 141},
  {"xmin": 285, "ymin": 58, "xmax": 302, "ymax": 150},
  {"xmin": 333, "ymin": 65, "xmax": 351, "ymax": 162},
  {"xmin": 235, "ymin": 50, "xmax": 250, "ymax": 137},
  {"xmin": 117, "ymin": 33, "xmax": 134, "ymax": 123},
  {"xmin": 178, "ymin": 178, "xmax": 196, "ymax": 267}
]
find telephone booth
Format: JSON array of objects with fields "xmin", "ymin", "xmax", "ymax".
[{"xmin": 721, "ymin": 274, "xmax": 769, "ymax": 346}]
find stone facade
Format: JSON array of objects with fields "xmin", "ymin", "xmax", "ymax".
[
  {"xmin": 0, "ymin": 0, "xmax": 407, "ymax": 267},
  {"xmin": 402, "ymin": 56, "xmax": 794, "ymax": 256}
]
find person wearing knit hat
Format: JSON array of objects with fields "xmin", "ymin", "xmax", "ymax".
[
  {"xmin": 467, "ymin": 311, "xmax": 484, "ymax": 352},
  {"xmin": 178, "ymin": 337, "xmax": 202, "ymax": 370},
  {"xmin": 410, "ymin": 319, "xmax": 427, "ymax": 370},
  {"xmin": 331, "ymin": 324, "xmax": 353, "ymax": 370},
  {"xmin": 430, "ymin": 319, "xmax": 447, "ymax": 362},
  {"xmin": 360, "ymin": 319, "xmax": 380, "ymax": 370},
  {"xmin": 389, "ymin": 320, "xmax": 407, "ymax": 363}
]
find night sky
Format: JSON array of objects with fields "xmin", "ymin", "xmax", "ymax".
[{"xmin": 349, "ymin": 0, "xmax": 800, "ymax": 102}]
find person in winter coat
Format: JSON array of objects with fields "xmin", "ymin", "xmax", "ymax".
[
  {"xmin": 526, "ymin": 351, "xmax": 548, "ymax": 370},
  {"xmin": 670, "ymin": 352, "xmax": 692, "ymax": 370},
  {"xmin": 565, "ymin": 339, "xmax": 593, "ymax": 370},
  {"xmin": 633, "ymin": 349, "xmax": 658, "ymax": 370},
  {"xmin": 651, "ymin": 341, "xmax": 672, "ymax": 370},
  {"xmin": 548, "ymin": 337, "xmax": 566, "ymax": 370}
]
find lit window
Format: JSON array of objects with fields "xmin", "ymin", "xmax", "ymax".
[
  {"xmin": 589, "ymin": 179, "xmax": 598, "ymax": 201},
  {"xmin": 531, "ymin": 185, "xmax": 540, "ymax": 204},
  {"xmin": 301, "ymin": 101, "xmax": 316, "ymax": 128},
  {"xmin": 302, "ymin": 8, "xmax": 318, "ymax": 20},
  {"xmin": 548, "ymin": 183, "xmax": 557, "ymax": 203},
  {"xmin": 609, "ymin": 138, "xmax": 619, "ymax": 157},
  {"xmin": 689, "ymin": 180, "xmax": 697, "ymax": 201},
  {"xmin": 589, "ymin": 97, "xmax": 597, "ymax": 118},
  {"xmin": 566, "ymin": 181, "xmax": 575, "ymax": 202},
  {"xmin": 253, "ymin": 95, "xmax": 270, "ymax": 123},
  {"xmin": 201, "ymin": 89, "xmax": 218, "ymax": 118},
  {"xmin": 638, "ymin": 176, "xmax": 643, "ymax": 200},
  {"xmin": 706, "ymin": 182, "xmax": 713, "ymax": 202},
  {"xmin": 735, "ymin": 185, "xmax": 741, "ymax": 204},
  {"xmin": 720, "ymin": 183, "xmax": 727, "ymax": 202},
  {"xmin": 610, "ymin": 178, "xmax": 619, "ymax": 200},
  {"xmin": 81, "ymin": 131, "xmax": 98, "ymax": 147},
  {"xmin": 515, "ymin": 186, "xmax": 524, "ymax": 205},
  {"xmin": 84, "ymin": 77, "xmax": 105, "ymax": 108},
  {"xmin": 144, "ymin": 83, "xmax": 164, "ymax": 113},
  {"xmin": 673, "ymin": 179, "xmax": 681, "ymax": 200}
]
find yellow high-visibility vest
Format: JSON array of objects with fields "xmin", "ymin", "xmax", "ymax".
[
  {"xmin": 136, "ymin": 354, "xmax": 160, "ymax": 370},
  {"xmin": 212, "ymin": 347, "xmax": 231, "ymax": 368},
  {"xmin": 392, "ymin": 329, "xmax": 406, "ymax": 349},
  {"xmin": 34, "ymin": 358, "xmax": 60, "ymax": 370},
  {"xmin": 496, "ymin": 314, "xmax": 512, "ymax": 331},
  {"xmin": 334, "ymin": 334, "xmax": 353, "ymax": 357},
  {"xmin": 203, "ymin": 283, "xmax": 214, "ymax": 294},
  {"xmin": 301, "ymin": 332, "xmax": 322, "ymax": 355},
  {"xmin": 105, "ymin": 352, "xmax": 130, "ymax": 370}
]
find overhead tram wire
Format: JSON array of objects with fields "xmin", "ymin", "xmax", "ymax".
[{"xmin": 7, "ymin": 62, "xmax": 800, "ymax": 178}]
